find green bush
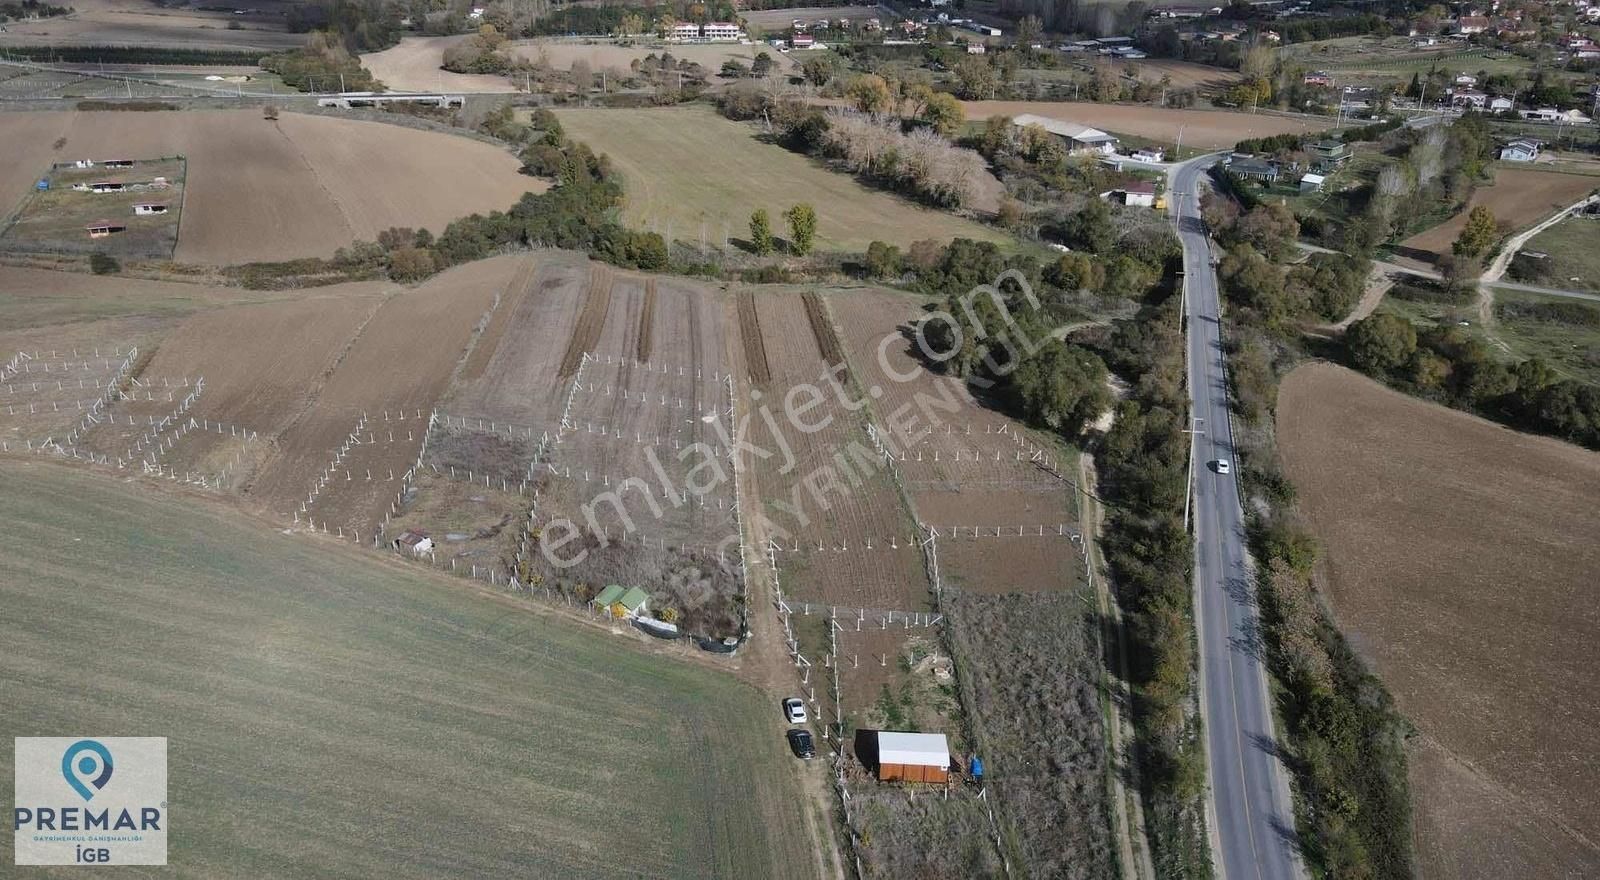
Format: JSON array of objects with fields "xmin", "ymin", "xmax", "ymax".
[{"xmin": 88, "ymin": 252, "xmax": 120, "ymax": 275}]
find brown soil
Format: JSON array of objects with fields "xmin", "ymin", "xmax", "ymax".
[
  {"xmin": 802, "ymin": 290, "xmax": 848, "ymax": 379},
  {"xmin": 637, "ymin": 278, "xmax": 657, "ymax": 363},
  {"xmin": 737, "ymin": 291, "xmax": 772, "ymax": 385},
  {"xmin": 1277, "ymin": 363, "xmax": 1600, "ymax": 880},
  {"xmin": 0, "ymin": 110, "xmax": 545, "ymax": 265},
  {"xmin": 558, "ymin": 264, "xmax": 612, "ymax": 376}
]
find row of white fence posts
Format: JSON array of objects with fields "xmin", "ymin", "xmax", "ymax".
[{"xmin": 509, "ymin": 352, "xmax": 589, "ymax": 597}]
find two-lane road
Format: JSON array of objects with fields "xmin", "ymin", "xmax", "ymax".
[{"xmin": 1169, "ymin": 155, "xmax": 1304, "ymax": 880}]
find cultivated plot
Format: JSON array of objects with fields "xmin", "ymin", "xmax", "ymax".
[{"xmin": 1278, "ymin": 363, "xmax": 1600, "ymax": 880}]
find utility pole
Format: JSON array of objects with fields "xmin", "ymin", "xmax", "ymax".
[{"xmin": 1182, "ymin": 418, "xmax": 1205, "ymax": 531}]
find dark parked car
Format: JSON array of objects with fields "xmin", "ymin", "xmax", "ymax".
[{"xmin": 786, "ymin": 728, "xmax": 815, "ymax": 760}]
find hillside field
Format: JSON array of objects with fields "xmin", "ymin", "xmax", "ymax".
[
  {"xmin": 0, "ymin": 109, "xmax": 544, "ymax": 264},
  {"xmin": 0, "ymin": 460, "xmax": 817, "ymax": 879},
  {"xmin": 554, "ymin": 105, "xmax": 1006, "ymax": 251},
  {"xmin": 1277, "ymin": 363, "xmax": 1600, "ymax": 880},
  {"xmin": 1399, "ymin": 167, "xmax": 1598, "ymax": 262}
]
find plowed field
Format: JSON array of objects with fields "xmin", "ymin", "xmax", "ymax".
[{"xmin": 1277, "ymin": 363, "xmax": 1600, "ymax": 880}]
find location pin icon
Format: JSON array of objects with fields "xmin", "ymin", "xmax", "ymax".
[{"xmin": 61, "ymin": 740, "xmax": 114, "ymax": 801}]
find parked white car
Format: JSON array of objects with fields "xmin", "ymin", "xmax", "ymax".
[{"xmin": 783, "ymin": 697, "xmax": 808, "ymax": 724}]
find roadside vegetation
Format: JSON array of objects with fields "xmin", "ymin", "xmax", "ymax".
[{"xmin": 1203, "ymin": 152, "xmax": 1417, "ymax": 878}]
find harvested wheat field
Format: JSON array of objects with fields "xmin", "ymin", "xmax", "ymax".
[
  {"xmin": 555, "ymin": 106, "xmax": 1006, "ymax": 250},
  {"xmin": 1399, "ymin": 167, "xmax": 1599, "ymax": 262},
  {"xmin": 963, "ymin": 101, "xmax": 1331, "ymax": 149},
  {"xmin": 513, "ymin": 37, "xmax": 798, "ymax": 74},
  {"xmin": 0, "ymin": 109, "xmax": 544, "ymax": 264},
  {"xmin": 1277, "ymin": 363, "xmax": 1600, "ymax": 880}
]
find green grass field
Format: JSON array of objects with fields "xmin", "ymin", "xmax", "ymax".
[
  {"xmin": 1490, "ymin": 286, "xmax": 1600, "ymax": 385},
  {"xmin": 0, "ymin": 462, "xmax": 816, "ymax": 879},
  {"xmin": 553, "ymin": 105, "xmax": 1007, "ymax": 252},
  {"xmin": 1517, "ymin": 217, "xmax": 1600, "ymax": 292}
]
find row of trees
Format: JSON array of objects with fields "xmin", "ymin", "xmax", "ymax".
[
  {"xmin": 818, "ymin": 109, "xmax": 988, "ymax": 208},
  {"xmin": 1345, "ymin": 311, "xmax": 1600, "ymax": 449},
  {"xmin": 746, "ymin": 205, "xmax": 816, "ymax": 256}
]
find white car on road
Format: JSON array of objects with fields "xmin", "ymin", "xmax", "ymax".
[{"xmin": 1212, "ymin": 459, "xmax": 1231, "ymax": 475}]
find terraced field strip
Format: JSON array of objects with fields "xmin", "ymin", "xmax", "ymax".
[
  {"xmin": 559, "ymin": 265, "xmax": 612, "ymax": 376},
  {"xmin": 737, "ymin": 291, "xmax": 771, "ymax": 385},
  {"xmin": 801, "ymin": 290, "xmax": 848, "ymax": 380},
  {"xmin": 638, "ymin": 278, "xmax": 657, "ymax": 363}
]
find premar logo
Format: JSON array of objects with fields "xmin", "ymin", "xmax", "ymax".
[
  {"xmin": 61, "ymin": 740, "xmax": 114, "ymax": 801},
  {"xmin": 13, "ymin": 737, "xmax": 167, "ymax": 866}
]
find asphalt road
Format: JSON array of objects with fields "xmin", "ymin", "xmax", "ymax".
[{"xmin": 1169, "ymin": 155, "xmax": 1304, "ymax": 880}]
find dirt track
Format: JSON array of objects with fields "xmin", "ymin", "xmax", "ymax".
[
  {"xmin": 0, "ymin": 110, "xmax": 544, "ymax": 264},
  {"xmin": 1277, "ymin": 362, "xmax": 1600, "ymax": 880}
]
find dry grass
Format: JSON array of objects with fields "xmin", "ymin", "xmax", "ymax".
[
  {"xmin": 0, "ymin": 0, "xmax": 302, "ymax": 51},
  {"xmin": 1276, "ymin": 363, "xmax": 1600, "ymax": 880},
  {"xmin": 1399, "ymin": 167, "xmax": 1599, "ymax": 261},
  {"xmin": 962, "ymin": 100, "xmax": 1332, "ymax": 150},
  {"xmin": 555, "ymin": 105, "xmax": 1006, "ymax": 251}
]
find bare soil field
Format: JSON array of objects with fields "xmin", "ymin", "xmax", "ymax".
[
  {"xmin": 249, "ymin": 256, "xmax": 513, "ymax": 532},
  {"xmin": 360, "ymin": 35, "xmax": 523, "ymax": 94},
  {"xmin": 0, "ymin": 109, "xmax": 544, "ymax": 264},
  {"xmin": 1277, "ymin": 363, "xmax": 1600, "ymax": 880},
  {"xmin": 555, "ymin": 106, "xmax": 1006, "ymax": 250},
  {"xmin": 1399, "ymin": 167, "xmax": 1600, "ymax": 262},
  {"xmin": 963, "ymin": 100, "xmax": 1332, "ymax": 150},
  {"xmin": 0, "ymin": 0, "xmax": 301, "ymax": 52}
]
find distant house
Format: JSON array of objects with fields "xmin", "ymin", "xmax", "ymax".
[
  {"xmin": 1299, "ymin": 172, "xmax": 1327, "ymax": 193},
  {"xmin": 1455, "ymin": 73, "xmax": 1478, "ymax": 86},
  {"xmin": 703, "ymin": 22, "xmax": 743, "ymax": 41},
  {"xmin": 100, "ymin": 159, "xmax": 134, "ymax": 168},
  {"xmin": 592, "ymin": 584, "xmax": 650, "ymax": 619},
  {"xmin": 85, "ymin": 220, "xmax": 126, "ymax": 239},
  {"xmin": 393, "ymin": 528, "xmax": 433, "ymax": 556},
  {"xmin": 1120, "ymin": 181, "xmax": 1158, "ymax": 207},
  {"xmin": 1488, "ymin": 95, "xmax": 1515, "ymax": 112},
  {"xmin": 1499, "ymin": 139, "xmax": 1541, "ymax": 162},
  {"xmin": 790, "ymin": 33, "xmax": 815, "ymax": 48},
  {"xmin": 88, "ymin": 181, "xmax": 126, "ymax": 194},
  {"xmin": 1229, "ymin": 156, "xmax": 1279, "ymax": 182},
  {"xmin": 669, "ymin": 22, "xmax": 701, "ymax": 41},
  {"xmin": 965, "ymin": 42, "xmax": 986, "ymax": 54},
  {"xmin": 1455, "ymin": 15, "xmax": 1490, "ymax": 33},
  {"xmin": 1131, "ymin": 147, "xmax": 1165, "ymax": 163},
  {"xmin": 1011, "ymin": 113, "xmax": 1119, "ymax": 154},
  {"xmin": 132, "ymin": 203, "xmax": 168, "ymax": 216},
  {"xmin": 875, "ymin": 732, "xmax": 951, "ymax": 783},
  {"xmin": 1452, "ymin": 89, "xmax": 1489, "ymax": 109},
  {"xmin": 1307, "ymin": 139, "xmax": 1351, "ymax": 171},
  {"xmin": 1303, "ymin": 71, "xmax": 1332, "ymax": 86}
]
